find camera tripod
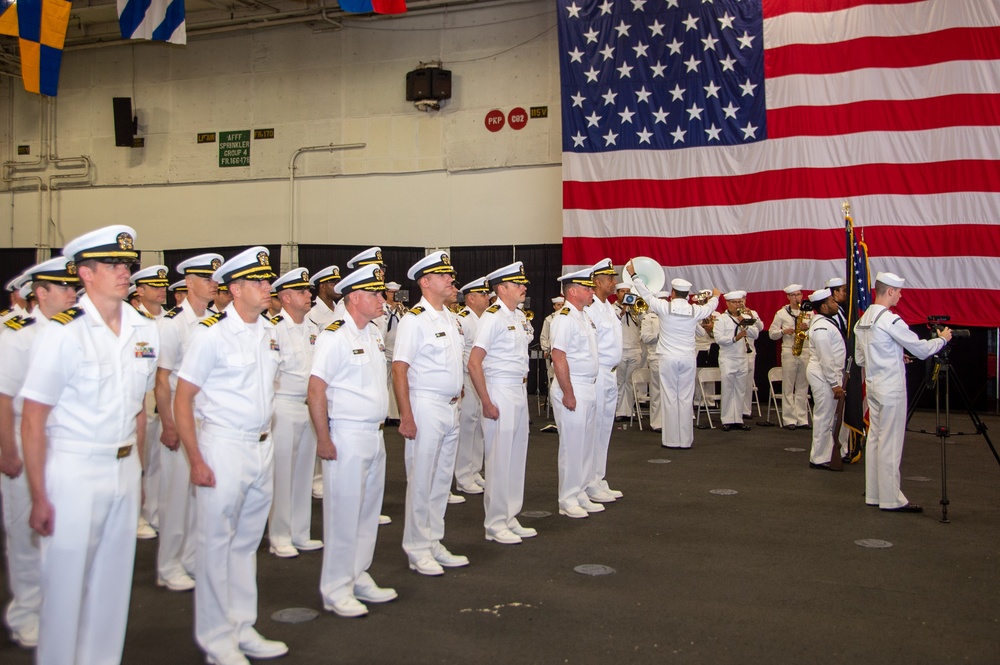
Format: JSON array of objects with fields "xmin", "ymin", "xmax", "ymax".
[{"xmin": 906, "ymin": 350, "xmax": 1000, "ymax": 523}]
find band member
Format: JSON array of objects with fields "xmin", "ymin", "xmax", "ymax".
[
  {"xmin": 454, "ymin": 278, "xmax": 491, "ymax": 494},
  {"xmin": 639, "ymin": 292, "xmax": 666, "ymax": 431},
  {"xmin": 628, "ymin": 268, "xmax": 720, "ymax": 449},
  {"xmin": 309, "ymin": 264, "xmax": 397, "ymax": 618},
  {"xmin": 21, "ymin": 225, "xmax": 157, "ymax": 665},
  {"xmin": 714, "ymin": 291, "xmax": 759, "ymax": 431},
  {"xmin": 855, "ymin": 272, "xmax": 950, "ymax": 512},
  {"xmin": 805, "ymin": 289, "xmax": 846, "ymax": 470},
  {"xmin": 614, "ymin": 283, "xmax": 644, "ymax": 420},
  {"xmin": 550, "ymin": 269, "xmax": 601, "ymax": 519},
  {"xmin": 768, "ymin": 284, "xmax": 811, "ymax": 429}
]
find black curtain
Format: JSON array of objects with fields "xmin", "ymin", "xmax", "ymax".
[
  {"xmin": 297, "ymin": 244, "xmax": 425, "ymax": 303},
  {"xmin": 0, "ymin": 249, "xmax": 38, "ymax": 305},
  {"xmin": 162, "ymin": 244, "xmax": 281, "ymax": 308}
]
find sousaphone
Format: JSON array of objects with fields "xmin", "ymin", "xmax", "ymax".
[{"xmin": 622, "ymin": 256, "xmax": 665, "ymax": 295}]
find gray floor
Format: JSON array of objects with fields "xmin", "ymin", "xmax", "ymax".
[{"xmin": 2, "ymin": 404, "xmax": 999, "ymax": 664}]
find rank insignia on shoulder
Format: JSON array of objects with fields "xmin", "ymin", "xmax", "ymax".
[
  {"xmin": 3, "ymin": 315, "xmax": 34, "ymax": 331},
  {"xmin": 326, "ymin": 319, "xmax": 345, "ymax": 332},
  {"xmin": 408, "ymin": 306, "xmax": 425, "ymax": 316},
  {"xmin": 140, "ymin": 309, "xmax": 155, "ymax": 320},
  {"xmin": 486, "ymin": 304, "xmax": 501, "ymax": 313},
  {"xmin": 270, "ymin": 314, "xmax": 283, "ymax": 325},
  {"xmin": 458, "ymin": 309, "xmax": 470, "ymax": 317},
  {"xmin": 164, "ymin": 307, "xmax": 183, "ymax": 319},
  {"xmin": 134, "ymin": 342, "xmax": 156, "ymax": 359},
  {"xmin": 0, "ymin": 308, "xmax": 10, "ymax": 317},
  {"xmin": 559, "ymin": 307, "xmax": 571, "ymax": 315},
  {"xmin": 52, "ymin": 308, "xmax": 84, "ymax": 325},
  {"xmin": 200, "ymin": 311, "xmax": 227, "ymax": 327}
]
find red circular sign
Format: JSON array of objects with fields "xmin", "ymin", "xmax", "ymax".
[
  {"xmin": 508, "ymin": 107, "xmax": 528, "ymax": 130},
  {"xmin": 485, "ymin": 110, "xmax": 505, "ymax": 132}
]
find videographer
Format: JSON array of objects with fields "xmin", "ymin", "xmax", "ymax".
[{"xmin": 855, "ymin": 272, "xmax": 951, "ymax": 513}]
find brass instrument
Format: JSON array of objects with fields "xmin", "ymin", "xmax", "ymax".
[
  {"xmin": 791, "ymin": 308, "xmax": 810, "ymax": 356},
  {"xmin": 692, "ymin": 290, "xmax": 714, "ymax": 305},
  {"xmin": 736, "ymin": 306, "xmax": 757, "ymax": 327},
  {"xmin": 632, "ymin": 298, "xmax": 648, "ymax": 314},
  {"xmin": 524, "ymin": 309, "xmax": 534, "ymax": 321}
]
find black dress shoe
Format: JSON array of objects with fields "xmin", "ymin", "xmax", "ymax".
[
  {"xmin": 784, "ymin": 424, "xmax": 796, "ymax": 431},
  {"xmin": 809, "ymin": 462, "xmax": 843, "ymax": 472},
  {"xmin": 721, "ymin": 424, "xmax": 732, "ymax": 432},
  {"xmin": 614, "ymin": 416, "xmax": 629, "ymax": 422},
  {"xmin": 738, "ymin": 424, "xmax": 751, "ymax": 431},
  {"xmin": 881, "ymin": 503, "xmax": 922, "ymax": 513}
]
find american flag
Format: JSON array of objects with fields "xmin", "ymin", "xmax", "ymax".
[
  {"xmin": 844, "ymin": 212, "xmax": 869, "ymax": 437},
  {"xmin": 559, "ymin": 0, "xmax": 1000, "ymax": 327}
]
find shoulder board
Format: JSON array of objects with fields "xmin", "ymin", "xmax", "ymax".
[
  {"xmin": 3, "ymin": 315, "xmax": 35, "ymax": 331},
  {"xmin": 270, "ymin": 314, "xmax": 284, "ymax": 325},
  {"xmin": 559, "ymin": 307, "xmax": 571, "ymax": 316},
  {"xmin": 0, "ymin": 308, "xmax": 9, "ymax": 317},
  {"xmin": 139, "ymin": 309, "xmax": 155, "ymax": 320},
  {"xmin": 52, "ymin": 308, "xmax": 84, "ymax": 326},
  {"xmin": 325, "ymin": 319, "xmax": 345, "ymax": 332},
  {"xmin": 164, "ymin": 307, "xmax": 183, "ymax": 319},
  {"xmin": 486, "ymin": 304, "xmax": 501, "ymax": 313},
  {"xmin": 199, "ymin": 311, "xmax": 227, "ymax": 327},
  {"xmin": 458, "ymin": 309, "xmax": 470, "ymax": 317},
  {"xmin": 408, "ymin": 306, "xmax": 425, "ymax": 316}
]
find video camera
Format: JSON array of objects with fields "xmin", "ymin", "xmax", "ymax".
[{"xmin": 927, "ymin": 315, "xmax": 971, "ymax": 339}]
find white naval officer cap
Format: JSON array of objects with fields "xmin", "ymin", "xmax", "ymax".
[
  {"xmin": 809, "ymin": 288, "xmax": 832, "ymax": 303},
  {"xmin": 346, "ymin": 247, "xmax": 384, "ymax": 270},
  {"xmin": 875, "ymin": 271, "xmax": 904, "ymax": 288},
  {"xmin": 131, "ymin": 265, "xmax": 170, "ymax": 288},
  {"xmin": 127, "ymin": 285, "xmax": 138, "ymax": 298},
  {"xmin": 177, "ymin": 253, "xmax": 224, "ymax": 276},
  {"xmin": 558, "ymin": 267, "xmax": 595, "ymax": 288},
  {"xmin": 590, "ymin": 258, "xmax": 617, "ymax": 277},
  {"xmin": 310, "ymin": 265, "xmax": 341, "ymax": 286},
  {"xmin": 168, "ymin": 280, "xmax": 188, "ymax": 294},
  {"xmin": 62, "ymin": 224, "xmax": 139, "ymax": 266},
  {"xmin": 485, "ymin": 262, "xmax": 530, "ymax": 289},
  {"xmin": 25, "ymin": 256, "xmax": 80, "ymax": 287},
  {"xmin": 460, "ymin": 277, "xmax": 490, "ymax": 294},
  {"xmin": 671, "ymin": 278, "xmax": 692, "ymax": 291},
  {"xmin": 825, "ymin": 277, "xmax": 846, "ymax": 288},
  {"xmin": 212, "ymin": 246, "xmax": 277, "ymax": 285},
  {"xmin": 723, "ymin": 290, "xmax": 746, "ymax": 300},
  {"xmin": 272, "ymin": 268, "xmax": 311, "ymax": 293},
  {"xmin": 5, "ymin": 273, "xmax": 24, "ymax": 292},
  {"xmin": 19, "ymin": 281, "xmax": 34, "ymax": 300},
  {"xmin": 407, "ymin": 251, "xmax": 457, "ymax": 281},
  {"xmin": 335, "ymin": 264, "xmax": 387, "ymax": 296},
  {"xmin": 783, "ymin": 284, "xmax": 803, "ymax": 294}
]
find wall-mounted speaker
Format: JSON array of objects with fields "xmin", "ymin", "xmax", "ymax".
[
  {"xmin": 113, "ymin": 97, "xmax": 137, "ymax": 147},
  {"xmin": 406, "ymin": 67, "xmax": 452, "ymax": 102}
]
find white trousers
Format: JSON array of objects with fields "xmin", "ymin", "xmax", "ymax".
[
  {"xmin": 157, "ymin": 434, "xmax": 197, "ymax": 582},
  {"xmin": 552, "ymin": 377, "xmax": 597, "ymax": 509},
  {"xmin": 482, "ymin": 382, "xmax": 529, "ymax": 535},
  {"xmin": 269, "ymin": 398, "xmax": 317, "ymax": 548},
  {"xmin": 386, "ymin": 360, "xmax": 400, "ymax": 420},
  {"xmin": 806, "ymin": 368, "xmax": 847, "ymax": 465},
  {"xmin": 615, "ymin": 351, "xmax": 642, "ymax": 417},
  {"xmin": 142, "ymin": 412, "xmax": 162, "ymax": 529},
  {"xmin": 37, "ymin": 444, "xmax": 140, "ymax": 665},
  {"xmin": 660, "ymin": 355, "xmax": 697, "ymax": 448},
  {"xmin": 402, "ymin": 394, "xmax": 460, "ymax": 561},
  {"xmin": 648, "ymin": 355, "xmax": 662, "ymax": 430},
  {"xmin": 719, "ymin": 353, "xmax": 750, "ymax": 424},
  {"xmin": 194, "ymin": 427, "xmax": 274, "ymax": 662},
  {"xmin": 781, "ymin": 349, "xmax": 811, "ymax": 426},
  {"xmin": 589, "ymin": 365, "xmax": 618, "ymax": 495},
  {"xmin": 865, "ymin": 388, "xmax": 909, "ymax": 509},
  {"xmin": 455, "ymin": 372, "xmax": 484, "ymax": 489},
  {"xmin": 1, "ymin": 439, "xmax": 41, "ymax": 641},
  {"xmin": 320, "ymin": 423, "xmax": 385, "ymax": 604}
]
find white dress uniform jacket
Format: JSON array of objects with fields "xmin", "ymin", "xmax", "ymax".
[
  {"xmin": 806, "ymin": 314, "xmax": 846, "ymax": 465},
  {"xmin": 309, "ymin": 298, "xmax": 338, "ymax": 330},
  {"xmin": 616, "ymin": 304, "xmax": 644, "ymax": 417},
  {"xmin": 714, "ymin": 312, "xmax": 760, "ymax": 425},
  {"xmin": 769, "ymin": 305, "xmax": 812, "ymax": 427}
]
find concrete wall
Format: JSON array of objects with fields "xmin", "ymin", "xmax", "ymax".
[{"xmin": 0, "ymin": 0, "xmax": 563, "ymax": 257}]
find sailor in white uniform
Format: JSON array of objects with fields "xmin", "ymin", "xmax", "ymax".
[
  {"xmin": 805, "ymin": 289, "xmax": 846, "ymax": 469},
  {"xmin": 454, "ymin": 277, "xmax": 491, "ymax": 495},
  {"xmin": 768, "ymin": 284, "xmax": 812, "ymax": 428},
  {"xmin": 714, "ymin": 290, "xmax": 759, "ymax": 430}
]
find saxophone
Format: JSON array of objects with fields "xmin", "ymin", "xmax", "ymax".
[{"xmin": 791, "ymin": 308, "xmax": 809, "ymax": 356}]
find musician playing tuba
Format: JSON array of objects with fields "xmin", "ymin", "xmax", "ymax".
[{"xmin": 767, "ymin": 284, "xmax": 812, "ymax": 429}]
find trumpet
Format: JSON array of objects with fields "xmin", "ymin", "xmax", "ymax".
[
  {"xmin": 524, "ymin": 309, "xmax": 534, "ymax": 321},
  {"xmin": 691, "ymin": 290, "xmax": 714, "ymax": 305},
  {"xmin": 632, "ymin": 298, "xmax": 648, "ymax": 314},
  {"xmin": 736, "ymin": 306, "xmax": 757, "ymax": 327}
]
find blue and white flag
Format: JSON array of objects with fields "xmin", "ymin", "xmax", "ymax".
[{"xmin": 118, "ymin": 0, "xmax": 186, "ymax": 44}]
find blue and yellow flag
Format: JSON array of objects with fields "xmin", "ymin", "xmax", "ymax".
[{"xmin": 0, "ymin": 0, "xmax": 73, "ymax": 96}]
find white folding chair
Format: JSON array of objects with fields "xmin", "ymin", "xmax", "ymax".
[
  {"xmin": 750, "ymin": 382, "xmax": 762, "ymax": 417},
  {"xmin": 695, "ymin": 367, "xmax": 722, "ymax": 429},
  {"xmin": 766, "ymin": 366, "xmax": 784, "ymax": 427},
  {"xmin": 630, "ymin": 367, "xmax": 651, "ymax": 431}
]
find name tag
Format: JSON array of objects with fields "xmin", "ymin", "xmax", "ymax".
[
  {"xmin": 353, "ymin": 348, "xmax": 365, "ymax": 355},
  {"xmin": 435, "ymin": 331, "xmax": 446, "ymax": 338},
  {"xmin": 507, "ymin": 326, "xmax": 516, "ymax": 331}
]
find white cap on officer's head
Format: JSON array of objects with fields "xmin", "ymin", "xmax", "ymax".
[
  {"xmin": 615, "ymin": 282, "xmax": 628, "ymax": 291},
  {"xmin": 213, "ymin": 246, "xmax": 276, "ymax": 285},
  {"xmin": 875, "ymin": 271, "xmax": 904, "ymax": 288},
  {"xmin": 20, "ymin": 281, "xmax": 34, "ymax": 300},
  {"xmin": 6, "ymin": 273, "xmax": 24, "ymax": 292},
  {"xmin": 127, "ymin": 285, "xmax": 138, "ymax": 297},
  {"xmin": 177, "ymin": 254, "xmax": 224, "ymax": 277},
  {"xmin": 272, "ymin": 268, "xmax": 312, "ymax": 293},
  {"xmin": 131, "ymin": 265, "xmax": 170, "ymax": 288},
  {"xmin": 485, "ymin": 262, "xmax": 529, "ymax": 289},
  {"xmin": 671, "ymin": 278, "xmax": 692, "ymax": 291},
  {"xmin": 335, "ymin": 264, "xmax": 387, "ymax": 296},
  {"xmin": 168, "ymin": 280, "xmax": 187, "ymax": 293},
  {"xmin": 558, "ymin": 267, "xmax": 595, "ymax": 288},
  {"xmin": 590, "ymin": 258, "xmax": 616, "ymax": 277},
  {"xmin": 783, "ymin": 283, "xmax": 803, "ymax": 294},
  {"xmin": 724, "ymin": 290, "xmax": 746, "ymax": 300},
  {"xmin": 825, "ymin": 277, "xmax": 846, "ymax": 288},
  {"xmin": 809, "ymin": 288, "xmax": 832, "ymax": 303},
  {"xmin": 63, "ymin": 225, "xmax": 139, "ymax": 266},
  {"xmin": 461, "ymin": 277, "xmax": 490, "ymax": 294},
  {"xmin": 26, "ymin": 256, "xmax": 80, "ymax": 287},
  {"xmin": 346, "ymin": 247, "xmax": 384, "ymax": 270},
  {"xmin": 551, "ymin": 296, "xmax": 565, "ymax": 304},
  {"xmin": 386, "ymin": 281, "xmax": 401, "ymax": 291},
  {"xmin": 310, "ymin": 265, "xmax": 341, "ymax": 286},
  {"xmin": 407, "ymin": 251, "xmax": 457, "ymax": 281}
]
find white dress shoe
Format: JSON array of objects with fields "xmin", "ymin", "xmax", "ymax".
[
  {"xmin": 206, "ymin": 652, "xmax": 250, "ymax": 665},
  {"xmin": 473, "ymin": 473, "xmax": 485, "ymax": 488},
  {"xmin": 324, "ymin": 596, "xmax": 370, "ymax": 618},
  {"xmin": 238, "ymin": 631, "xmax": 289, "ymax": 659},
  {"xmin": 136, "ymin": 516, "xmax": 157, "ymax": 539},
  {"xmin": 510, "ymin": 525, "xmax": 537, "ymax": 539},
  {"xmin": 559, "ymin": 505, "xmax": 589, "ymax": 519},
  {"xmin": 431, "ymin": 544, "xmax": 470, "ymax": 568},
  {"xmin": 485, "ymin": 528, "xmax": 522, "ymax": 544},
  {"xmin": 608, "ymin": 488, "xmax": 624, "ymax": 499},
  {"xmin": 292, "ymin": 539, "xmax": 323, "ymax": 551},
  {"xmin": 447, "ymin": 492, "xmax": 466, "ymax": 504},
  {"xmin": 354, "ymin": 583, "xmax": 398, "ymax": 604},
  {"xmin": 409, "ymin": 556, "xmax": 445, "ymax": 576},
  {"xmin": 457, "ymin": 483, "xmax": 484, "ymax": 495},
  {"xmin": 10, "ymin": 623, "xmax": 39, "ymax": 649},
  {"xmin": 157, "ymin": 573, "xmax": 196, "ymax": 591},
  {"xmin": 378, "ymin": 514, "xmax": 392, "ymax": 525},
  {"xmin": 269, "ymin": 544, "xmax": 299, "ymax": 558},
  {"xmin": 579, "ymin": 499, "xmax": 605, "ymax": 513},
  {"xmin": 588, "ymin": 490, "xmax": 617, "ymax": 503}
]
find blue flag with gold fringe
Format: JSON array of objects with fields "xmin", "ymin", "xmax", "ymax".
[{"xmin": 0, "ymin": 0, "xmax": 73, "ymax": 96}]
